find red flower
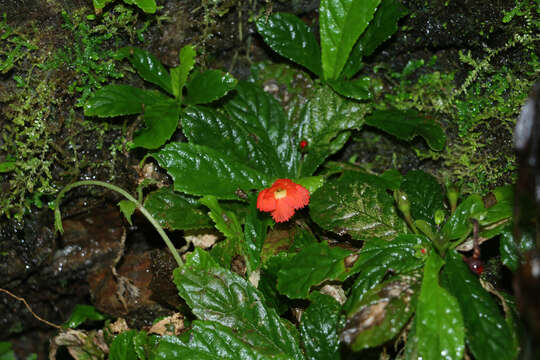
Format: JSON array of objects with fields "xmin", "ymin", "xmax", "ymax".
[
  {"xmin": 300, "ymin": 140, "xmax": 308, "ymax": 150},
  {"xmin": 257, "ymin": 179, "xmax": 310, "ymax": 222}
]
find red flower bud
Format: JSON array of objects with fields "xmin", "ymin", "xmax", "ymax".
[{"xmin": 300, "ymin": 140, "xmax": 308, "ymax": 150}]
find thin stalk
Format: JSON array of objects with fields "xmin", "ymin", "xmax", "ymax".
[{"xmin": 54, "ymin": 180, "xmax": 183, "ymax": 267}]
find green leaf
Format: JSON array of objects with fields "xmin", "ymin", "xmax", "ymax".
[
  {"xmin": 400, "ymin": 170, "xmax": 444, "ymax": 225},
  {"xmin": 184, "ymin": 70, "xmax": 237, "ymax": 105},
  {"xmin": 130, "ymin": 0, "xmax": 156, "ymax": 13},
  {"xmin": 416, "ymin": 252, "xmax": 464, "ymax": 360},
  {"xmin": 125, "ymin": 47, "xmax": 172, "ymax": 94},
  {"xmin": 341, "ymin": 0, "xmax": 409, "ymax": 79},
  {"xmin": 243, "ymin": 196, "xmax": 271, "ymax": 273},
  {"xmin": 500, "ymin": 227, "xmax": 536, "ymax": 272},
  {"xmin": 199, "ymin": 196, "xmax": 243, "ymax": 241},
  {"xmin": 110, "ymin": 330, "xmax": 138, "ymax": 360},
  {"xmin": 441, "ymin": 195, "xmax": 484, "ymax": 241},
  {"xmin": 256, "ymin": 12, "xmax": 322, "ymax": 77},
  {"xmin": 319, "ymin": 0, "xmax": 381, "ymax": 80},
  {"xmin": 64, "ymin": 304, "xmax": 106, "ymax": 329},
  {"xmin": 342, "ymin": 272, "xmax": 421, "ymax": 351},
  {"xmin": 0, "ymin": 161, "xmax": 15, "ymax": 173},
  {"xmin": 155, "ymin": 321, "xmax": 279, "ymax": 359},
  {"xmin": 343, "ymin": 234, "xmax": 429, "ymax": 314},
  {"xmin": 84, "ymin": 85, "xmax": 169, "ymax": 117},
  {"xmin": 365, "ymin": 109, "xmax": 446, "ymax": 151},
  {"xmin": 225, "ymin": 82, "xmax": 298, "ymax": 177},
  {"xmin": 293, "ymin": 86, "xmax": 368, "ymax": 176},
  {"xmin": 181, "ymin": 106, "xmax": 280, "ymax": 175},
  {"xmin": 0, "ymin": 342, "xmax": 15, "ymax": 360},
  {"xmin": 327, "ymin": 77, "xmax": 378, "ymax": 100},
  {"xmin": 173, "ymin": 264, "xmax": 304, "ymax": 359},
  {"xmin": 276, "ymin": 241, "xmax": 352, "ymax": 299},
  {"xmin": 186, "ymin": 247, "xmax": 221, "ymax": 269},
  {"xmin": 171, "ymin": 45, "xmax": 196, "ymax": 99},
  {"xmin": 144, "ymin": 187, "xmax": 213, "ymax": 230},
  {"xmin": 300, "ymin": 293, "xmax": 342, "ymax": 360},
  {"xmin": 130, "ymin": 99, "xmax": 180, "ymax": 149},
  {"xmin": 92, "ymin": 0, "xmax": 107, "ymax": 10},
  {"xmin": 441, "ymin": 250, "xmax": 517, "ymax": 360},
  {"xmin": 117, "ymin": 200, "xmax": 136, "ymax": 226},
  {"xmin": 152, "ymin": 142, "xmax": 270, "ymax": 199},
  {"xmin": 310, "ymin": 171, "xmax": 407, "ymax": 241},
  {"xmin": 379, "ymin": 169, "xmax": 403, "ymax": 190},
  {"xmin": 294, "ymin": 176, "xmax": 325, "ymax": 194}
]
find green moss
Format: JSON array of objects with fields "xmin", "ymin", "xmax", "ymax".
[
  {"xmin": 0, "ymin": 4, "xmax": 143, "ymax": 218},
  {"xmin": 382, "ymin": 2, "xmax": 539, "ymax": 194}
]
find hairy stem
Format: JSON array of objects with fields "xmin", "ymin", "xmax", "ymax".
[{"xmin": 54, "ymin": 180, "xmax": 183, "ymax": 267}]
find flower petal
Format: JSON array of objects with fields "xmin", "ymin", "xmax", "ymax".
[
  {"xmin": 271, "ymin": 202, "xmax": 296, "ymax": 222},
  {"xmin": 257, "ymin": 188, "xmax": 277, "ymax": 211}
]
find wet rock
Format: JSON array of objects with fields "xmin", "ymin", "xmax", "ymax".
[{"xmin": 88, "ymin": 248, "xmax": 179, "ymax": 327}]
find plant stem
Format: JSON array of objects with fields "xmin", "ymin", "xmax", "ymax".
[{"xmin": 54, "ymin": 180, "xmax": 183, "ymax": 267}]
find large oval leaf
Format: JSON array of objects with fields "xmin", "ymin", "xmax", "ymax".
[
  {"xmin": 256, "ymin": 12, "xmax": 322, "ymax": 77},
  {"xmin": 320, "ymin": 0, "xmax": 381, "ymax": 80},
  {"xmin": 365, "ymin": 109, "xmax": 446, "ymax": 151},
  {"xmin": 84, "ymin": 84, "xmax": 169, "ymax": 117},
  {"xmin": 300, "ymin": 293, "xmax": 342, "ymax": 360},
  {"xmin": 342, "ymin": 272, "xmax": 421, "ymax": 351},
  {"xmin": 441, "ymin": 250, "xmax": 518, "ymax": 360},
  {"xmin": 144, "ymin": 187, "xmax": 212, "ymax": 230},
  {"xmin": 152, "ymin": 142, "xmax": 270, "ymax": 199},
  {"xmin": 310, "ymin": 171, "xmax": 407, "ymax": 241},
  {"xmin": 276, "ymin": 241, "xmax": 352, "ymax": 299},
  {"xmin": 155, "ymin": 321, "xmax": 273, "ymax": 360},
  {"xmin": 400, "ymin": 170, "xmax": 444, "ymax": 225},
  {"xmin": 125, "ymin": 47, "xmax": 172, "ymax": 94},
  {"xmin": 415, "ymin": 252, "xmax": 465, "ymax": 360},
  {"xmin": 173, "ymin": 252, "xmax": 304, "ymax": 360},
  {"xmin": 130, "ymin": 99, "xmax": 180, "ymax": 149},
  {"xmin": 184, "ymin": 70, "xmax": 237, "ymax": 105}
]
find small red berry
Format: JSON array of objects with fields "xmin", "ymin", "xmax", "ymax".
[
  {"xmin": 300, "ymin": 140, "xmax": 308, "ymax": 150},
  {"xmin": 464, "ymin": 257, "xmax": 484, "ymax": 276},
  {"xmin": 421, "ymin": 248, "xmax": 426, "ymax": 254}
]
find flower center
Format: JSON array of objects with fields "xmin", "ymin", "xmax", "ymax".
[{"xmin": 274, "ymin": 188, "xmax": 287, "ymax": 199}]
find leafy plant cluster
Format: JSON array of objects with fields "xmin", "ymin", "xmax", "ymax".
[{"xmin": 45, "ymin": 0, "xmax": 536, "ymax": 358}]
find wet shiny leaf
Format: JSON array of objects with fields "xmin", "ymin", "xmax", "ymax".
[
  {"xmin": 293, "ymin": 86, "xmax": 367, "ymax": 177},
  {"xmin": 131, "ymin": 99, "xmax": 180, "ymax": 149},
  {"xmin": 341, "ymin": 0, "xmax": 408, "ymax": 79},
  {"xmin": 152, "ymin": 142, "xmax": 270, "ymax": 199},
  {"xmin": 310, "ymin": 171, "xmax": 407, "ymax": 240},
  {"xmin": 64, "ymin": 304, "xmax": 106, "ymax": 329},
  {"xmin": 365, "ymin": 109, "xmax": 446, "ymax": 151},
  {"xmin": 155, "ymin": 321, "xmax": 278, "ymax": 359},
  {"xmin": 400, "ymin": 170, "xmax": 444, "ymax": 225},
  {"xmin": 320, "ymin": 0, "xmax": 381, "ymax": 79},
  {"xmin": 441, "ymin": 250, "xmax": 518, "ymax": 360},
  {"xmin": 441, "ymin": 195, "xmax": 484, "ymax": 240},
  {"xmin": 300, "ymin": 292, "xmax": 342, "ymax": 360},
  {"xmin": 342, "ymin": 273, "xmax": 421, "ymax": 351},
  {"xmin": 276, "ymin": 241, "xmax": 352, "ymax": 299},
  {"xmin": 184, "ymin": 70, "xmax": 237, "ymax": 105},
  {"xmin": 256, "ymin": 13, "xmax": 322, "ymax": 77},
  {"xmin": 344, "ymin": 234, "xmax": 428, "ymax": 314},
  {"xmin": 84, "ymin": 85, "xmax": 168, "ymax": 117},
  {"xmin": 416, "ymin": 252, "xmax": 464, "ymax": 360},
  {"xmin": 173, "ymin": 251, "xmax": 304, "ymax": 360},
  {"xmin": 144, "ymin": 188, "xmax": 212, "ymax": 230},
  {"xmin": 124, "ymin": 46, "xmax": 172, "ymax": 94}
]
